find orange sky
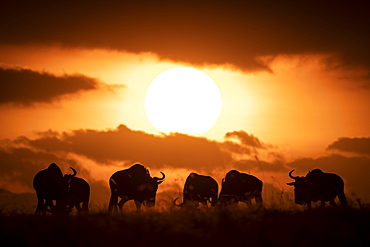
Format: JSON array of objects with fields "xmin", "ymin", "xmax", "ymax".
[{"xmin": 0, "ymin": 1, "xmax": 369, "ymax": 208}]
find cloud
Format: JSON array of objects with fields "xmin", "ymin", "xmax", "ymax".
[
  {"xmin": 21, "ymin": 125, "xmax": 287, "ymax": 175},
  {"xmin": 0, "ymin": 67, "xmax": 99, "ymax": 106},
  {"xmin": 327, "ymin": 137, "xmax": 370, "ymax": 156},
  {"xmin": 1, "ymin": 1, "xmax": 369, "ymax": 73},
  {"xmin": 225, "ymin": 130, "xmax": 266, "ymax": 149},
  {"xmin": 20, "ymin": 125, "xmax": 282, "ymax": 171},
  {"xmin": 221, "ymin": 131, "xmax": 281, "ymax": 166},
  {"xmin": 22, "ymin": 125, "xmax": 228, "ymax": 172}
]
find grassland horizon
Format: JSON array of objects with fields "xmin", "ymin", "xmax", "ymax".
[{"xmin": 1, "ymin": 205, "xmax": 369, "ymax": 247}]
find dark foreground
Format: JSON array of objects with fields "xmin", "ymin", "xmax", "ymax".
[{"xmin": 1, "ymin": 207, "xmax": 369, "ymax": 247}]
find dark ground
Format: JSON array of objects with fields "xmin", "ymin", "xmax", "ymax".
[{"xmin": 1, "ymin": 207, "xmax": 369, "ymax": 247}]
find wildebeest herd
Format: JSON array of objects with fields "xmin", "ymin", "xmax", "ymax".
[{"xmin": 33, "ymin": 163, "xmax": 347, "ymax": 214}]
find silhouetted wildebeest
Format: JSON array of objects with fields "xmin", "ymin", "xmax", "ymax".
[
  {"xmin": 287, "ymin": 169, "xmax": 347, "ymax": 209},
  {"xmin": 63, "ymin": 168, "xmax": 90, "ymax": 213},
  {"xmin": 218, "ymin": 170, "xmax": 263, "ymax": 207},
  {"xmin": 108, "ymin": 164, "xmax": 165, "ymax": 211},
  {"xmin": 33, "ymin": 163, "xmax": 71, "ymax": 215},
  {"xmin": 174, "ymin": 172, "xmax": 218, "ymax": 207}
]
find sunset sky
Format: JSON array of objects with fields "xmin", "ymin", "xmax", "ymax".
[{"xmin": 1, "ymin": 1, "xmax": 369, "ymax": 208}]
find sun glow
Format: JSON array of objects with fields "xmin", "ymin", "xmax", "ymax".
[{"xmin": 145, "ymin": 67, "xmax": 222, "ymax": 135}]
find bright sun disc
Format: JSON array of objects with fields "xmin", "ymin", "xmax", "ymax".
[{"xmin": 145, "ymin": 67, "xmax": 222, "ymax": 135}]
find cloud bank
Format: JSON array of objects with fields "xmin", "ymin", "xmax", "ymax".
[
  {"xmin": 23, "ymin": 125, "xmax": 227, "ymax": 170},
  {"xmin": 327, "ymin": 137, "xmax": 370, "ymax": 156},
  {"xmin": 1, "ymin": 1, "xmax": 369, "ymax": 73},
  {"xmin": 0, "ymin": 67, "xmax": 99, "ymax": 106}
]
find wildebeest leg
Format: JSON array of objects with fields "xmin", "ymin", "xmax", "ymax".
[
  {"xmin": 54, "ymin": 199, "xmax": 69, "ymax": 214},
  {"xmin": 118, "ymin": 197, "xmax": 130, "ymax": 211},
  {"xmin": 108, "ymin": 194, "xmax": 119, "ymax": 212},
  {"xmin": 210, "ymin": 196, "xmax": 217, "ymax": 206},
  {"xmin": 45, "ymin": 199, "xmax": 56, "ymax": 214},
  {"xmin": 338, "ymin": 193, "xmax": 347, "ymax": 206},
  {"xmin": 83, "ymin": 192, "xmax": 90, "ymax": 212},
  {"xmin": 329, "ymin": 198, "xmax": 336, "ymax": 207},
  {"xmin": 134, "ymin": 200, "xmax": 142, "ymax": 211},
  {"xmin": 74, "ymin": 203, "xmax": 81, "ymax": 212},
  {"xmin": 35, "ymin": 196, "xmax": 45, "ymax": 215},
  {"xmin": 255, "ymin": 194, "xmax": 263, "ymax": 207},
  {"xmin": 245, "ymin": 199, "xmax": 253, "ymax": 208},
  {"xmin": 200, "ymin": 200, "xmax": 208, "ymax": 208},
  {"xmin": 82, "ymin": 200, "xmax": 89, "ymax": 212}
]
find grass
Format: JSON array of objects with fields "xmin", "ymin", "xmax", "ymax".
[{"xmin": 1, "ymin": 206, "xmax": 369, "ymax": 247}]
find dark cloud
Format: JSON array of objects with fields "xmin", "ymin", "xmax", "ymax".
[
  {"xmin": 327, "ymin": 137, "xmax": 370, "ymax": 156},
  {"xmin": 225, "ymin": 130, "xmax": 265, "ymax": 149},
  {"xmin": 221, "ymin": 131, "xmax": 276, "ymax": 162},
  {"xmin": 221, "ymin": 141, "xmax": 253, "ymax": 156},
  {"xmin": 24, "ymin": 125, "xmax": 228, "ymax": 172},
  {"xmin": 1, "ymin": 1, "xmax": 369, "ymax": 73},
  {"xmin": 0, "ymin": 67, "xmax": 99, "ymax": 106},
  {"xmin": 20, "ymin": 125, "xmax": 285, "ymax": 174}
]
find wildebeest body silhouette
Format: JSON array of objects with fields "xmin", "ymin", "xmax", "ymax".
[
  {"xmin": 175, "ymin": 172, "xmax": 218, "ymax": 207},
  {"xmin": 108, "ymin": 164, "xmax": 165, "ymax": 211},
  {"xmin": 218, "ymin": 170, "xmax": 263, "ymax": 207},
  {"xmin": 287, "ymin": 169, "xmax": 347, "ymax": 209},
  {"xmin": 63, "ymin": 169, "xmax": 90, "ymax": 213},
  {"xmin": 33, "ymin": 163, "xmax": 70, "ymax": 214}
]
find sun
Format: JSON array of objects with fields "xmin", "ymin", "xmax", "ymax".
[{"xmin": 145, "ymin": 67, "xmax": 222, "ymax": 135}]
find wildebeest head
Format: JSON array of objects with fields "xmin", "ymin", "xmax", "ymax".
[
  {"xmin": 109, "ymin": 164, "xmax": 166, "ymax": 211},
  {"xmin": 286, "ymin": 169, "xmax": 317, "ymax": 205},
  {"xmin": 140, "ymin": 171, "xmax": 165, "ymax": 207},
  {"xmin": 52, "ymin": 167, "xmax": 78, "ymax": 213},
  {"xmin": 174, "ymin": 172, "xmax": 218, "ymax": 207},
  {"xmin": 63, "ymin": 167, "xmax": 77, "ymax": 181}
]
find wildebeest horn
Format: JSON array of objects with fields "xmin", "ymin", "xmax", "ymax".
[
  {"xmin": 289, "ymin": 169, "xmax": 299, "ymax": 179},
  {"xmin": 70, "ymin": 167, "xmax": 77, "ymax": 177},
  {"xmin": 173, "ymin": 197, "xmax": 182, "ymax": 207},
  {"xmin": 154, "ymin": 172, "xmax": 165, "ymax": 181}
]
